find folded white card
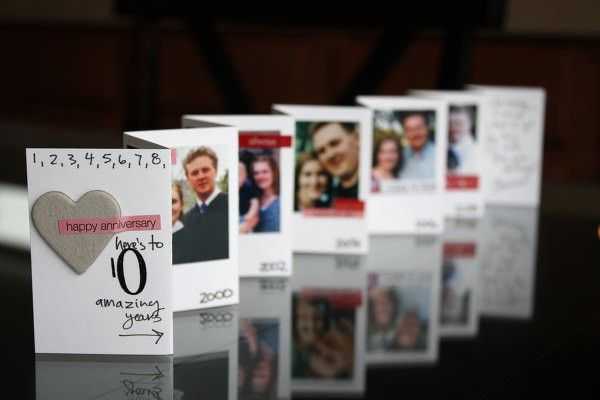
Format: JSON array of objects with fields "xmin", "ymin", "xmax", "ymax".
[
  {"xmin": 409, "ymin": 90, "xmax": 486, "ymax": 218},
  {"xmin": 27, "ymin": 149, "xmax": 173, "ymax": 355},
  {"xmin": 356, "ymin": 96, "xmax": 447, "ymax": 234},
  {"xmin": 123, "ymin": 128, "xmax": 239, "ymax": 311},
  {"xmin": 182, "ymin": 115, "xmax": 293, "ymax": 277},
  {"xmin": 273, "ymin": 105, "xmax": 372, "ymax": 254},
  {"xmin": 468, "ymin": 85, "xmax": 546, "ymax": 207}
]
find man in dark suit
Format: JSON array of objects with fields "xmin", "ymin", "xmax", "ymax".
[{"xmin": 182, "ymin": 146, "xmax": 229, "ymax": 262}]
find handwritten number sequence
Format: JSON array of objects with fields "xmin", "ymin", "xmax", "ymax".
[{"xmin": 31, "ymin": 151, "xmax": 166, "ymax": 170}]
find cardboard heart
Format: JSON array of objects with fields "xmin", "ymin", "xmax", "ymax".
[{"xmin": 31, "ymin": 190, "xmax": 122, "ymax": 274}]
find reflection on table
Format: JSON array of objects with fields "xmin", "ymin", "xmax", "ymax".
[
  {"xmin": 35, "ymin": 354, "xmax": 173, "ymax": 400},
  {"xmin": 367, "ymin": 235, "xmax": 441, "ymax": 365},
  {"xmin": 291, "ymin": 253, "xmax": 367, "ymax": 396},
  {"xmin": 30, "ymin": 206, "xmax": 540, "ymax": 400}
]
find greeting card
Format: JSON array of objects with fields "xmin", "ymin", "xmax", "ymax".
[
  {"xmin": 468, "ymin": 85, "xmax": 546, "ymax": 207},
  {"xmin": 27, "ymin": 149, "xmax": 173, "ymax": 355}
]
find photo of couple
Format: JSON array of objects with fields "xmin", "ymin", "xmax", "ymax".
[
  {"xmin": 367, "ymin": 273, "xmax": 430, "ymax": 352},
  {"xmin": 239, "ymin": 148, "xmax": 281, "ymax": 234},
  {"xmin": 171, "ymin": 146, "xmax": 229, "ymax": 265},
  {"xmin": 371, "ymin": 110, "xmax": 437, "ymax": 192},
  {"xmin": 294, "ymin": 121, "xmax": 360, "ymax": 211}
]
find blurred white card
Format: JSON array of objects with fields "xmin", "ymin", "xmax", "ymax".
[
  {"xmin": 356, "ymin": 96, "xmax": 447, "ymax": 234},
  {"xmin": 409, "ymin": 90, "xmax": 486, "ymax": 218},
  {"xmin": 468, "ymin": 85, "xmax": 546, "ymax": 207},
  {"xmin": 273, "ymin": 105, "xmax": 371, "ymax": 254}
]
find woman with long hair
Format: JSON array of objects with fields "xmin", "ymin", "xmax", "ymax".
[
  {"xmin": 371, "ymin": 135, "xmax": 403, "ymax": 192},
  {"xmin": 252, "ymin": 155, "xmax": 281, "ymax": 232},
  {"xmin": 294, "ymin": 152, "xmax": 331, "ymax": 211}
]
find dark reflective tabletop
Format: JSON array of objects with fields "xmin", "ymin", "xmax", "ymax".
[{"xmin": 2, "ymin": 205, "xmax": 599, "ymax": 399}]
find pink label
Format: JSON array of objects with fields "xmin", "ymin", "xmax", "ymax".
[{"xmin": 58, "ymin": 215, "xmax": 161, "ymax": 235}]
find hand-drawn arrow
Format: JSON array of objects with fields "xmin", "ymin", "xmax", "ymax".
[
  {"xmin": 119, "ymin": 366, "xmax": 164, "ymax": 381},
  {"xmin": 119, "ymin": 329, "xmax": 164, "ymax": 344}
]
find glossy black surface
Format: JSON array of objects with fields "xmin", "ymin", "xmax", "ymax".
[{"xmin": 1, "ymin": 205, "xmax": 599, "ymax": 399}]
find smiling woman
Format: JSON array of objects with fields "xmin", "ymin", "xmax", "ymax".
[{"xmin": 238, "ymin": 147, "xmax": 281, "ymax": 234}]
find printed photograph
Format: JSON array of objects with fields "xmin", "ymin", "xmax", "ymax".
[
  {"xmin": 171, "ymin": 145, "xmax": 229, "ymax": 265},
  {"xmin": 295, "ymin": 121, "xmax": 360, "ymax": 211},
  {"xmin": 367, "ymin": 272, "xmax": 431, "ymax": 352},
  {"xmin": 447, "ymin": 104, "xmax": 478, "ymax": 175},
  {"xmin": 238, "ymin": 318, "xmax": 280, "ymax": 400},
  {"xmin": 371, "ymin": 110, "xmax": 437, "ymax": 192},
  {"xmin": 238, "ymin": 142, "xmax": 281, "ymax": 234},
  {"xmin": 292, "ymin": 289, "xmax": 360, "ymax": 380}
]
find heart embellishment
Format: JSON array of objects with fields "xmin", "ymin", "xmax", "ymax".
[{"xmin": 31, "ymin": 190, "xmax": 121, "ymax": 274}]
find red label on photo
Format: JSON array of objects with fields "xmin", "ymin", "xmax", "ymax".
[
  {"xmin": 302, "ymin": 199, "xmax": 365, "ymax": 218},
  {"xmin": 443, "ymin": 242, "xmax": 476, "ymax": 257},
  {"xmin": 171, "ymin": 148, "xmax": 177, "ymax": 165},
  {"xmin": 58, "ymin": 215, "xmax": 161, "ymax": 235},
  {"xmin": 239, "ymin": 134, "xmax": 292, "ymax": 148},
  {"xmin": 301, "ymin": 288, "xmax": 362, "ymax": 309},
  {"xmin": 447, "ymin": 175, "xmax": 479, "ymax": 190}
]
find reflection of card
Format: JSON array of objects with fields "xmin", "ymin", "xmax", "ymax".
[
  {"xmin": 36, "ymin": 354, "xmax": 173, "ymax": 400},
  {"xmin": 441, "ymin": 218, "xmax": 481, "ymax": 337},
  {"xmin": 239, "ymin": 278, "xmax": 291, "ymax": 400},
  {"xmin": 123, "ymin": 128, "xmax": 239, "ymax": 311},
  {"xmin": 174, "ymin": 306, "xmax": 239, "ymax": 400},
  {"xmin": 479, "ymin": 206, "xmax": 538, "ymax": 319},
  {"xmin": 291, "ymin": 253, "xmax": 366, "ymax": 395},
  {"xmin": 468, "ymin": 85, "xmax": 546, "ymax": 207},
  {"xmin": 410, "ymin": 90, "xmax": 486, "ymax": 218},
  {"xmin": 273, "ymin": 105, "xmax": 371, "ymax": 254},
  {"xmin": 356, "ymin": 96, "xmax": 447, "ymax": 234},
  {"xmin": 182, "ymin": 115, "xmax": 293, "ymax": 277},
  {"xmin": 27, "ymin": 149, "xmax": 173, "ymax": 355},
  {"xmin": 367, "ymin": 236, "xmax": 441, "ymax": 364}
]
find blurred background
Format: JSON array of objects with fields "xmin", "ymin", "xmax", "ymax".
[{"xmin": 0, "ymin": 0, "xmax": 598, "ymax": 188}]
